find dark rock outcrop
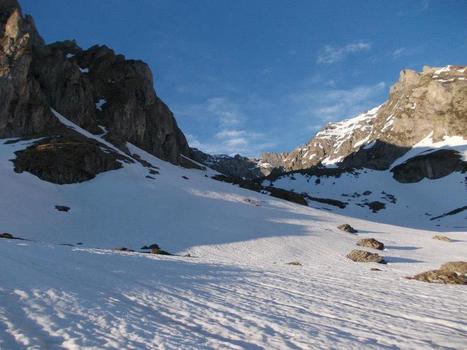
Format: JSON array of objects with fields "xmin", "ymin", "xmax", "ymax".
[
  {"xmin": 211, "ymin": 174, "xmax": 308, "ymax": 206},
  {"xmin": 55, "ymin": 205, "xmax": 70, "ymax": 212},
  {"xmin": 0, "ymin": 0, "xmax": 59, "ymax": 137},
  {"xmin": 12, "ymin": 135, "xmax": 125, "ymax": 184},
  {"xmin": 391, "ymin": 149, "xmax": 467, "ymax": 183}
]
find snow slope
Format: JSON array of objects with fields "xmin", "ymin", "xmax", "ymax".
[
  {"xmin": 1, "ymin": 114, "xmax": 466, "ymax": 349},
  {"xmin": 267, "ymin": 134, "xmax": 467, "ymax": 232}
]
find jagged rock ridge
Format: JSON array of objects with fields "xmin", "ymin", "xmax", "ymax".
[{"xmin": 1, "ymin": 0, "xmax": 191, "ymax": 172}]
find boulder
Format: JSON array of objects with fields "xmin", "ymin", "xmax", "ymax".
[
  {"xmin": 357, "ymin": 238, "xmax": 384, "ymax": 250},
  {"xmin": 0, "ymin": 232, "xmax": 14, "ymax": 239},
  {"xmin": 440, "ymin": 261, "xmax": 467, "ymax": 274},
  {"xmin": 432, "ymin": 235, "xmax": 451, "ymax": 242},
  {"xmin": 338, "ymin": 224, "xmax": 358, "ymax": 234},
  {"xmin": 409, "ymin": 261, "xmax": 467, "ymax": 285},
  {"xmin": 347, "ymin": 249, "xmax": 385, "ymax": 263},
  {"xmin": 409, "ymin": 270, "xmax": 466, "ymax": 285},
  {"xmin": 55, "ymin": 205, "xmax": 70, "ymax": 212}
]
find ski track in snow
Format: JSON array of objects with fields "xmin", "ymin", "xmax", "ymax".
[{"xmin": 0, "ymin": 114, "xmax": 466, "ymax": 349}]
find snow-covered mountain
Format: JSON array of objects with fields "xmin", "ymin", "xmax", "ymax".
[
  {"xmin": 269, "ymin": 65, "xmax": 467, "ymax": 171},
  {"xmin": 1, "ymin": 112, "xmax": 466, "ymax": 349},
  {"xmin": 1, "ymin": 1, "xmax": 466, "ymax": 349}
]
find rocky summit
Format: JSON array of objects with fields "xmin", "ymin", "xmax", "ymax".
[
  {"xmin": 270, "ymin": 65, "xmax": 467, "ymax": 172},
  {"xmin": 0, "ymin": 0, "xmax": 191, "ymax": 173}
]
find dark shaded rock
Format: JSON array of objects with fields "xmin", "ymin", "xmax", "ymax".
[
  {"xmin": 182, "ymin": 176, "xmax": 189, "ymax": 180},
  {"xmin": 55, "ymin": 205, "xmax": 70, "ymax": 212},
  {"xmin": 357, "ymin": 238, "xmax": 385, "ymax": 250},
  {"xmin": 363, "ymin": 190, "xmax": 372, "ymax": 196},
  {"xmin": 338, "ymin": 224, "xmax": 358, "ymax": 234},
  {"xmin": 141, "ymin": 243, "xmax": 160, "ymax": 250},
  {"xmin": 366, "ymin": 201, "xmax": 386, "ymax": 213},
  {"xmin": 391, "ymin": 149, "xmax": 467, "ymax": 183},
  {"xmin": 265, "ymin": 187, "xmax": 307, "ymax": 206},
  {"xmin": 347, "ymin": 249, "xmax": 385, "ymax": 263},
  {"xmin": 149, "ymin": 169, "xmax": 159, "ymax": 175},
  {"xmin": 211, "ymin": 174, "xmax": 308, "ymax": 206},
  {"xmin": 0, "ymin": 232, "xmax": 14, "ymax": 239},
  {"xmin": 112, "ymin": 247, "xmax": 134, "ymax": 252},
  {"xmin": 12, "ymin": 134, "xmax": 124, "ymax": 184},
  {"xmin": 151, "ymin": 247, "xmax": 171, "ymax": 255},
  {"xmin": 370, "ymin": 268, "xmax": 382, "ymax": 271},
  {"xmin": 0, "ymin": 0, "xmax": 60, "ymax": 138},
  {"xmin": 430, "ymin": 205, "xmax": 467, "ymax": 221},
  {"xmin": 145, "ymin": 175, "xmax": 155, "ymax": 180},
  {"xmin": 286, "ymin": 261, "xmax": 302, "ymax": 266},
  {"xmin": 304, "ymin": 194, "xmax": 347, "ymax": 209}
]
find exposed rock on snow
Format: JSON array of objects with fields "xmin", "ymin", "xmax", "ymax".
[
  {"xmin": 391, "ymin": 149, "xmax": 466, "ymax": 183},
  {"xmin": 440, "ymin": 261, "xmax": 467, "ymax": 274},
  {"xmin": 0, "ymin": 232, "xmax": 14, "ymax": 239},
  {"xmin": 365, "ymin": 201, "xmax": 386, "ymax": 213},
  {"xmin": 338, "ymin": 224, "xmax": 358, "ymax": 234},
  {"xmin": 357, "ymin": 238, "xmax": 385, "ymax": 250},
  {"xmin": 112, "ymin": 247, "xmax": 134, "ymax": 252},
  {"xmin": 347, "ymin": 249, "xmax": 385, "ymax": 263},
  {"xmin": 410, "ymin": 270, "xmax": 466, "ymax": 284},
  {"xmin": 12, "ymin": 135, "xmax": 124, "ymax": 184},
  {"xmin": 55, "ymin": 205, "xmax": 70, "ymax": 212},
  {"xmin": 432, "ymin": 235, "xmax": 452, "ymax": 242},
  {"xmin": 410, "ymin": 262, "xmax": 467, "ymax": 285}
]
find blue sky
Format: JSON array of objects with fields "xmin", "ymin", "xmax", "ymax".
[{"xmin": 21, "ymin": 0, "xmax": 467, "ymax": 157}]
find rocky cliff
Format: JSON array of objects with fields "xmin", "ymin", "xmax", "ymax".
[
  {"xmin": 1, "ymin": 0, "xmax": 191, "ymax": 170},
  {"xmin": 272, "ymin": 65, "xmax": 467, "ymax": 172}
]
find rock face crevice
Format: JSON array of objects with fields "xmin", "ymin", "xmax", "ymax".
[
  {"xmin": 0, "ymin": 0, "xmax": 58, "ymax": 137},
  {"xmin": 1, "ymin": 0, "xmax": 191, "ymax": 168}
]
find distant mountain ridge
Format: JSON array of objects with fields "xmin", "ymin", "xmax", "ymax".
[{"xmin": 194, "ymin": 65, "xmax": 467, "ymax": 181}]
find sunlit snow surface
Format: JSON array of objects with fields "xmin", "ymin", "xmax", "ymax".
[{"xmin": 0, "ymin": 114, "xmax": 466, "ymax": 349}]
